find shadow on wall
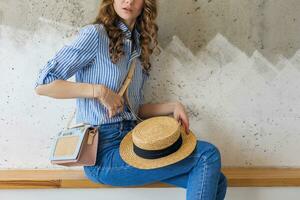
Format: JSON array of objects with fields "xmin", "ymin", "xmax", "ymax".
[
  {"xmin": 1, "ymin": 0, "xmax": 300, "ymax": 63},
  {"xmin": 158, "ymin": 0, "xmax": 300, "ymax": 64},
  {"xmin": 0, "ymin": 0, "xmax": 99, "ymax": 33}
]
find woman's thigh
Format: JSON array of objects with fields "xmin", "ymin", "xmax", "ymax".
[{"xmin": 84, "ymin": 139, "xmax": 221, "ymax": 187}]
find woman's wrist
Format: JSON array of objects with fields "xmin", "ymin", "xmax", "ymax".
[
  {"xmin": 171, "ymin": 101, "xmax": 180, "ymax": 113},
  {"xmin": 93, "ymin": 84, "xmax": 107, "ymax": 101}
]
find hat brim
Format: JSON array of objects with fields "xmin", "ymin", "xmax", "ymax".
[{"xmin": 119, "ymin": 125, "xmax": 197, "ymax": 169}]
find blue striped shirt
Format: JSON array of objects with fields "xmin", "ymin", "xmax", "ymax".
[{"xmin": 34, "ymin": 20, "xmax": 149, "ymax": 125}]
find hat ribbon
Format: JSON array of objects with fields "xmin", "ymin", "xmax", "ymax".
[{"xmin": 133, "ymin": 134, "xmax": 183, "ymax": 159}]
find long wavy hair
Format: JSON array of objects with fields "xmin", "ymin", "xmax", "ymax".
[{"xmin": 92, "ymin": 0, "xmax": 159, "ymax": 74}]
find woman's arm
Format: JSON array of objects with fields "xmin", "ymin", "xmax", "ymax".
[
  {"xmin": 35, "ymin": 79, "xmax": 104, "ymax": 99},
  {"xmin": 137, "ymin": 101, "xmax": 178, "ymax": 119},
  {"xmin": 138, "ymin": 101, "xmax": 190, "ymax": 134}
]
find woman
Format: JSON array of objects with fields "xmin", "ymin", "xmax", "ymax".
[{"xmin": 34, "ymin": 0, "xmax": 227, "ymax": 199}]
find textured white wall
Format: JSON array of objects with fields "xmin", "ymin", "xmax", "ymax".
[{"xmin": 0, "ymin": 0, "xmax": 300, "ymax": 171}]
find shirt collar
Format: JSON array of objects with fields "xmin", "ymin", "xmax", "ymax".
[
  {"xmin": 116, "ymin": 20, "xmax": 141, "ymax": 56},
  {"xmin": 116, "ymin": 20, "xmax": 141, "ymax": 39}
]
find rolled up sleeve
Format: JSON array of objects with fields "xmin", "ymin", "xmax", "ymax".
[{"xmin": 34, "ymin": 24, "xmax": 99, "ymax": 89}]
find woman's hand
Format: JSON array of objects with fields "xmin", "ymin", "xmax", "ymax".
[
  {"xmin": 173, "ymin": 102, "xmax": 190, "ymax": 135},
  {"xmin": 94, "ymin": 84, "xmax": 125, "ymax": 118}
]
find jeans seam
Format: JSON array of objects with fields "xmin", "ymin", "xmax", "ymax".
[{"xmin": 197, "ymin": 161, "xmax": 207, "ymax": 199}]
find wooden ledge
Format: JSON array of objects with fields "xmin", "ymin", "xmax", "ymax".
[{"xmin": 1, "ymin": 167, "xmax": 300, "ymax": 189}]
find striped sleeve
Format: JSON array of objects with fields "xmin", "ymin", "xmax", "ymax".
[{"xmin": 34, "ymin": 24, "xmax": 99, "ymax": 88}]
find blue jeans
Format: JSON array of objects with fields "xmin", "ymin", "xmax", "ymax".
[{"xmin": 84, "ymin": 120, "xmax": 227, "ymax": 200}]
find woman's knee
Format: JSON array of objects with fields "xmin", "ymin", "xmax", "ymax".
[
  {"xmin": 220, "ymin": 172, "xmax": 228, "ymax": 188},
  {"xmin": 83, "ymin": 166, "xmax": 104, "ymax": 184},
  {"xmin": 218, "ymin": 172, "xmax": 228, "ymax": 197},
  {"xmin": 195, "ymin": 140, "xmax": 222, "ymax": 164}
]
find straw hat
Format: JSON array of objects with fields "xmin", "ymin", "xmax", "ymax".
[{"xmin": 119, "ymin": 116, "xmax": 197, "ymax": 169}]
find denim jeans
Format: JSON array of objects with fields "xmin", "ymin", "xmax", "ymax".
[{"xmin": 84, "ymin": 120, "xmax": 227, "ymax": 200}]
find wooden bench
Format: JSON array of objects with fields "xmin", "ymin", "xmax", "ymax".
[{"xmin": 1, "ymin": 167, "xmax": 300, "ymax": 189}]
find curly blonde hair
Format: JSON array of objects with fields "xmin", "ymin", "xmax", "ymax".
[{"xmin": 92, "ymin": 0, "xmax": 159, "ymax": 74}]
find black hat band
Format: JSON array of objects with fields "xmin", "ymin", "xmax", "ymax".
[{"xmin": 133, "ymin": 134, "xmax": 183, "ymax": 159}]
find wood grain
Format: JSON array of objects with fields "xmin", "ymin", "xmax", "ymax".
[{"xmin": 1, "ymin": 167, "xmax": 300, "ymax": 189}]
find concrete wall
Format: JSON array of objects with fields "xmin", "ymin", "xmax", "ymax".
[{"xmin": 1, "ymin": 0, "xmax": 300, "ymax": 169}]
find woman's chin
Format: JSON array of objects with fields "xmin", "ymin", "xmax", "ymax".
[{"xmin": 120, "ymin": 15, "xmax": 134, "ymax": 21}]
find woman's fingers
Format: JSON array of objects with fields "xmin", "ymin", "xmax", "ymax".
[
  {"xmin": 108, "ymin": 108, "xmax": 113, "ymax": 118},
  {"xmin": 179, "ymin": 117, "xmax": 189, "ymax": 135},
  {"xmin": 120, "ymin": 96, "xmax": 125, "ymax": 105},
  {"xmin": 98, "ymin": 90, "xmax": 124, "ymax": 118},
  {"xmin": 108, "ymin": 102, "xmax": 124, "ymax": 118}
]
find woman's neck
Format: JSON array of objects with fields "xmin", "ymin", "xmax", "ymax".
[{"xmin": 123, "ymin": 19, "xmax": 136, "ymax": 31}]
